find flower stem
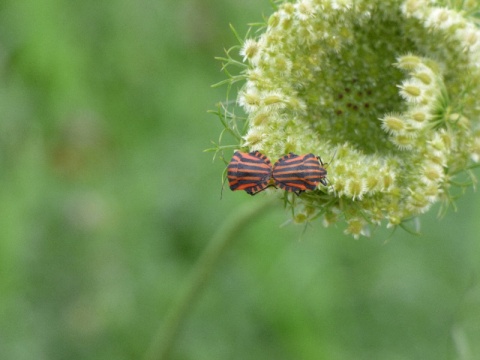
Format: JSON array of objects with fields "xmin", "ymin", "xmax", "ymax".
[{"xmin": 144, "ymin": 197, "xmax": 276, "ymax": 360}]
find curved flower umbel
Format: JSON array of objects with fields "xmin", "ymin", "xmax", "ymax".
[{"xmin": 216, "ymin": 0, "xmax": 480, "ymax": 238}]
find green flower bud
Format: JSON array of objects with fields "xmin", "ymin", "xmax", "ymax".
[{"xmin": 214, "ymin": 0, "xmax": 480, "ymax": 237}]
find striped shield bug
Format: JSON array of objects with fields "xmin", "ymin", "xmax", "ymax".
[
  {"xmin": 227, "ymin": 151, "xmax": 273, "ymax": 195},
  {"xmin": 272, "ymin": 153, "xmax": 327, "ymax": 195}
]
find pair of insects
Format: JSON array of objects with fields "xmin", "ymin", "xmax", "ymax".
[{"xmin": 227, "ymin": 151, "xmax": 328, "ymax": 195}]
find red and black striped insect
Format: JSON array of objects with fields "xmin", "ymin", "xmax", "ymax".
[
  {"xmin": 227, "ymin": 151, "xmax": 273, "ymax": 195},
  {"xmin": 272, "ymin": 153, "xmax": 327, "ymax": 195}
]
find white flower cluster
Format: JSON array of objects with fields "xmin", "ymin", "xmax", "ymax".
[{"xmin": 222, "ymin": 0, "xmax": 480, "ymax": 237}]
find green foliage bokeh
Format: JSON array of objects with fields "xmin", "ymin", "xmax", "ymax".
[{"xmin": 0, "ymin": 0, "xmax": 479, "ymax": 359}]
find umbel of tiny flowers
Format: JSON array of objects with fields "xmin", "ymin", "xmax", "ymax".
[{"xmin": 214, "ymin": 0, "xmax": 480, "ymax": 238}]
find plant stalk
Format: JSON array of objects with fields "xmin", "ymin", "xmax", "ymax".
[{"xmin": 144, "ymin": 197, "xmax": 275, "ymax": 360}]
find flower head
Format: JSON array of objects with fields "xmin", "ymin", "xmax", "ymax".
[{"xmin": 214, "ymin": 0, "xmax": 480, "ymax": 237}]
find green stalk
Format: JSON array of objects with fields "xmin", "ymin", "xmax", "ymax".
[{"xmin": 144, "ymin": 197, "xmax": 276, "ymax": 360}]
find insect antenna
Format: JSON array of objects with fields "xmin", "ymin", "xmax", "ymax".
[
  {"xmin": 317, "ymin": 147, "xmax": 338, "ymax": 191},
  {"xmin": 220, "ymin": 159, "xmax": 228, "ymax": 200}
]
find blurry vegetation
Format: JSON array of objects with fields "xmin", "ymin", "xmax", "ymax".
[{"xmin": 0, "ymin": 1, "xmax": 479, "ymax": 359}]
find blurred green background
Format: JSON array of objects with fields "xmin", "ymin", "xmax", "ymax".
[{"xmin": 0, "ymin": 0, "xmax": 479, "ymax": 359}]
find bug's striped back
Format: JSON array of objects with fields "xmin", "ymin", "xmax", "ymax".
[
  {"xmin": 227, "ymin": 151, "xmax": 273, "ymax": 195},
  {"xmin": 272, "ymin": 153, "xmax": 327, "ymax": 194}
]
